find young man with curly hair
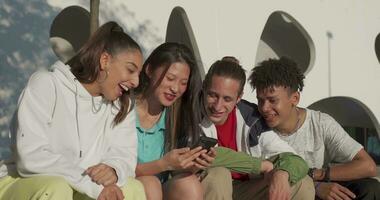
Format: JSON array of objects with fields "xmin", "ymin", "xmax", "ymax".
[
  {"xmin": 248, "ymin": 57, "xmax": 380, "ymax": 200},
  {"xmin": 200, "ymin": 57, "xmax": 314, "ymax": 200}
]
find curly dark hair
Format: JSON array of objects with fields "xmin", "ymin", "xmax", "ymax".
[{"xmin": 248, "ymin": 57, "xmax": 305, "ymax": 93}]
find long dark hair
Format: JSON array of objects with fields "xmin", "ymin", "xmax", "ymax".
[
  {"xmin": 135, "ymin": 42, "xmax": 203, "ymax": 151},
  {"xmin": 66, "ymin": 21, "xmax": 142, "ymax": 125}
]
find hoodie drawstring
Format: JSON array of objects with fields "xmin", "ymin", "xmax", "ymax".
[{"xmin": 73, "ymin": 78, "xmax": 82, "ymax": 158}]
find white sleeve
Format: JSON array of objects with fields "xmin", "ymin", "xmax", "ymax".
[
  {"xmin": 322, "ymin": 113, "xmax": 363, "ymax": 163},
  {"xmin": 258, "ymin": 131, "xmax": 297, "ymax": 159},
  {"xmin": 102, "ymin": 107, "xmax": 137, "ymax": 187},
  {"xmin": 16, "ymin": 72, "xmax": 102, "ymax": 199}
]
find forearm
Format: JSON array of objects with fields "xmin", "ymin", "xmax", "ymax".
[
  {"xmin": 212, "ymin": 147, "xmax": 262, "ymax": 174},
  {"xmin": 268, "ymin": 152, "xmax": 308, "ymax": 185},
  {"xmin": 135, "ymin": 159, "xmax": 167, "ymax": 177},
  {"xmin": 314, "ymin": 161, "xmax": 376, "ymax": 182},
  {"xmin": 314, "ymin": 149, "xmax": 377, "ymax": 181}
]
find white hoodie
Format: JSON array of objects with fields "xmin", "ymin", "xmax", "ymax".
[{"xmin": 4, "ymin": 61, "xmax": 137, "ymax": 198}]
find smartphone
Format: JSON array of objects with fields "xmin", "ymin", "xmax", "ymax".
[{"xmin": 197, "ymin": 136, "xmax": 218, "ymax": 151}]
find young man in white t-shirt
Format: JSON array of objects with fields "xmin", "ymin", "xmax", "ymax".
[{"xmin": 248, "ymin": 57, "xmax": 380, "ymax": 200}]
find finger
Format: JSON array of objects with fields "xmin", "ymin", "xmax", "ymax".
[
  {"xmin": 96, "ymin": 174, "xmax": 112, "ymax": 186},
  {"xmin": 182, "ymin": 151, "xmax": 203, "ymax": 164},
  {"xmin": 179, "ymin": 149, "xmax": 202, "ymax": 164},
  {"xmin": 187, "ymin": 146, "xmax": 203, "ymax": 155},
  {"xmin": 85, "ymin": 166, "xmax": 94, "ymax": 175},
  {"xmin": 339, "ymin": 186, "xmax": 356, "ymax": 199},
  {"xmin": 88, "ymin": 165, "xmax": 105, "ymax": 178},
  {"xmin": 183, "ymin": 161, "xmax": 196, "ymax": 169},
  {"xmin": 98, "ymin": 172, "xmax": 115, "ymax": 186},
  {"xmin": 330, "ymin": 192, "xmax": 345, "ymax": 200},
  {"xmin": 91, "ymin": 169, "xmax": 107, "ymax": 183},
  {"xmin": 174, "ymin": 147, "xmax": 191, "ymax": 154},
  {"xmin": 86, "ymin": 164, "xmax": 102, "ymax": 176},
  {"xmin": 98, "ymin": 194, "xmax": 105, "ymax": 200},
  {"xmin": 208, "ymin": 148, "xmax": 217, "ymax": 157},
  {"xmin": 195, "ymin": 157, "xmax": 210, "ymax": 167},
  {"xmin": 93, "ymin": 170, "xmax": 111, "ymax": 184},
  {"xmin": 108, "ymin": 192, "xmax": 116, "ymax": 200},
  {"xmin": 194, "ymin": 163, "xmax": 206, "ymax": 170},
  {"xmin": 116, "ymin": 188, "xmax": 124, "ymax": 200},
  {"xmin": 334, "ymin": 189, "xmax": 353, "ymax": 200},
  {"xmin": 200, "ymin": 153, "xmax": 215, "ymax": 163}
]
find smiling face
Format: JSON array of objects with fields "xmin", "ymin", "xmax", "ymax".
[
  {"xmin": 256, "ymin": 86, "xmax": 299, "ymax": 130},
  {"xmin": 98, "ymin": 49, "xmax": 143, "ymax": 101},
  {"xmin": 148, "ymin": 62, "xmax": 190, "ymax": 107},
  {"xmin": 205, "ymin": 75, "xmax": 242, "ymax": 125}
]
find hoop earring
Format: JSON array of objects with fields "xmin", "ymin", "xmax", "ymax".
[{"xmin": 97, "ymin": 70, "xmax": 109, "ymax": 83}]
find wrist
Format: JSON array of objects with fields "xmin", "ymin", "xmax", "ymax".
[
  {"xmin": 158, "ymin": 158, "xmax": 171, "ymax": 171},
  {"xmin": 309, "ymin": 168, "xmax": 324, "ymax": 181},
  {"xmin": 308, "ymin": 167, "xmax": 316, "ymax": 180},
  {"xmin": 314, "ymin": 181, "xmax": 322, "ymax": 194},
  {"xmin": 273, "ymin": 169, "xmax": 290, "ymax": 180},
  {"xmin": 261, "ymin": 160, "xmax": 273, "ymax": 173},
  {"xmin": 322, "ymin": 166, "xmax": 330, "ymax": 182}
]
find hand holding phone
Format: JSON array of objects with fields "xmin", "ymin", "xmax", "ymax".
[{"xmin": 197, "ymin": 136, "xmax": 218, "ymax": 151}]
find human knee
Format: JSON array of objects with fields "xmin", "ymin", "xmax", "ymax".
[
  {"xmin": 291, "ymin": 176, "xmax": 315, "ymax": 200},
  {"xmin": 170, "ymin": 174, "xmax": 203, "ymax": 200},
  {"xmin": 203, "ymin": 167, "xmax": 232, "ymax": 192},
  {"xmin": 206, "ymin": 167, "xmax": 231, "ymax": 182}
]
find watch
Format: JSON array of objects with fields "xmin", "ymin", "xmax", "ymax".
[
  {"xmin": 308, "ymin": 167, "xmax": 316, "ymax": 180},
  {"xmin": 322, "ymin": 166, "xmax": 331, "ymax": 182}
]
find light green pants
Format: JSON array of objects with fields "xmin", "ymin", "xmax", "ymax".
[{"xmin": 0, "ymin": 175, "xmax": 146, "ymax": 200}]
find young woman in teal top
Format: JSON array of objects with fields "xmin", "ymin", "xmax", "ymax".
[{"xmin": 133, "ymin": 42, "xmax": 216, "ymax": 200}]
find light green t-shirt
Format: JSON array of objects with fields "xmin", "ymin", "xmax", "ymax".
[{"xmin": 136, "ymin": 109, "xmax": 166, "ymax": 164}]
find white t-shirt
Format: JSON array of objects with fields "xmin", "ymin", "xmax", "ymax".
[{"xmin": 278, "ymin": 109, "xmax": 363, "ymax": 168}]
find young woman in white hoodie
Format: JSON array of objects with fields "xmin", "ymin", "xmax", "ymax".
[{"xmin": 0, "ymin": 21, "xmax": 145, "ymax": 200}]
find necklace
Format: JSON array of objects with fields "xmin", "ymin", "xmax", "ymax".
[
  {"xmin": 275, "ymin": 108, "xmax": 303, "ymax": 147},
  {"xmin": 275, "ymin": 107, "xmax": 301, "ymax": 136},
  {"xmin": 136, "ymin": 100, "xmax": 163, "ymax": 129}
]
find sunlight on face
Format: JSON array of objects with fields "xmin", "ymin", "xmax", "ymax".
[
  {"xmin": 206, "ymin": 75, "xmax": 241, "ymax": 125},
  {"xmin": 101, "ymin": 50, "xmax": 143, "ymax": 101},
  {"xmin": 256, "ymin": 86, "xmax": 297, "ymax": 129},
  {"xmin": 149, "ymin": 62, "xmax": 190, "ymax": 107}
]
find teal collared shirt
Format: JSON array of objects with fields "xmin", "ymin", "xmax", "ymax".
[{"xmin": 136, "ymin": 109, "xmax": 166, "ymax": 164}]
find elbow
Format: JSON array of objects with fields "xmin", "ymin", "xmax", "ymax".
[{"xmin": 368, "ymin": 163, "xmax": 377, "ymax": 177}]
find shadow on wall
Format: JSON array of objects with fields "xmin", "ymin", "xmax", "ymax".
[
  {"xmin": 0, "ymin": 0, "xmax": 161, "ymax": 159},
  {"xmin": 90, "ymin": 0, "xmax": 162, "ymax": 56},
  {"xmin": 0, "ymin": 0, "xmax": 59, "ymax": 152}
]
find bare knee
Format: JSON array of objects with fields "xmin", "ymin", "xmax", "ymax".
[
  {"xmin": 165, "ymin": 173, "xmax": 203, "ymax": 200},
  {"xmin": 137, "ymin": 176, "xmax": 162, "ymax": 200}
]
